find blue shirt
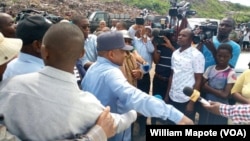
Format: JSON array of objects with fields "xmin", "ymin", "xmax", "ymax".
[
  {"xmin": 80, "ymin": 34, "xmax": 98, "ymax": 67},
  {"xmin": 81, "ymin": 56, "xmax": 184, "ymax": 141},
  {"xmin": 202, "ymin": 36, "xmax": 241, "ymax": 69},
  {"xmin": 3, "ymin": 52, "xmax": 44, "ymax": 80},
  {"xmin": 0, "ymin": 66, "xmax": 136, "ymax": 141},
  {"xmin": 128, "ymin": 27, "xmax": 154, "ymax": 73}
]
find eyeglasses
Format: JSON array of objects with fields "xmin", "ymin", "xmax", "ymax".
[
  {"xmin": 124, "ymin": 39, "xmax": 132, "ymax": 44},
  {"xmin": 81, "ymin": 25, "xmax": 90, "ymax": 29}
]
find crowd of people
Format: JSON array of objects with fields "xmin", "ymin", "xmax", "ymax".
[{"xmin": 0, "ymin": 6, "xmax": 250, "ymax": 141}]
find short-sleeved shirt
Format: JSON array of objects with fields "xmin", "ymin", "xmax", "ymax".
[
  {"xmin": 231, "ymin": 69, "xmax": 250, "ymax": 100},
  {"xmin": 203, "ymin": 65, "xmax": 237, "ymax": 103},
  {"xmin": 169, "ymin": 47, "xmax": 205, "ymax": 103},
  {"xmin": 202, "ymin": 36, "xmax": 241, "ymax": 69}
]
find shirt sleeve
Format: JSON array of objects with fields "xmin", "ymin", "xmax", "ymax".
[
  {"xmin": 231, "ymin": 70, "xmax": 246, "ymax": 94},
  {"xmin": 80, "ymin": 54, "xmax": 91, "ymax": 67},
  {"xmin": 193, "ymin": 51, "xmax": 205, "ymax": 73},
  {"xmin": 229, "ymin": 44, "xmax": 241, "ymax": 68},
  {"xmin": 83, "ymin": 125, "xmax": 107, "ymax": 141},
  {"xmin": 128, "ymin": 26, "xmax": 136, "ymax": 39},
  {"xmin": 203, "ymin": 66, "xmax": 212, "ymax": 79},
  {"xmin": 0, "ymin": 125, "xmax": 22, "ymax": 141},
  {"xmin": 227, "ymin": 69, "xmax": 237, "ymax": 84},
  {"xmin": 111, "ymin": 110, "xmax": 137, "ymax": 134},
  {"xmin": 107, "ymin": 69, "xmax": 184, "ymax": 124},
  {"xmin": 144, "ymin": 39, "xmax": 155, "ymax": 53},
  {"xmin": 219, "ymin": 104, "xmax": 250, "ymax": 124}
]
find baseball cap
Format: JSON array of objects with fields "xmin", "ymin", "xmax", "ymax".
[
  {"xmin": 16, "ymin": 15, "xmax": 52, "ymax": 45},
  {"xmin": 97, "ymin": 31, "xmax": 133, "ymax": 51},
  {"xmin": 0, "ymin": 33, "xmax": 22, "ymax": 65}
]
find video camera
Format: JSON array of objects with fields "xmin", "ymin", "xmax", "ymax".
[
  {"xmin": 15, "ymin": 9, "xmax": 63, "ymax": 24},
  {"xmin": 153, "ymin": 28, "xmax": 174, "ymax": 45},
  {"xmin": 193, "ymin": 21, "xmax": 218, "ymax": 44},
  {"xmin": 169, "ymin": 0, "xmax": 196, "ymax": 19}
]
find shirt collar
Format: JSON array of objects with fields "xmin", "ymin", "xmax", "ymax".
[
  {"xmin": 40, "ymin": 66, "xmax": 78, "ymax": 84},
  {"xmin": 96, "ymin": 56, "xmax": 120, "ymax": 68},
  {"xmin": 18, "ymin": 52, "xmax": 44, "ymax": 65}
]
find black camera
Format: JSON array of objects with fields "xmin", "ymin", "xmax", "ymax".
[
  {"xmin": 193, "ymin": 21, "xmax": 218, "ymax": 44},
  {"xmin": 45, "ymin": 14, "xmax": 63, "ymax": 24},
  {"xmin": 153, "ymin": 29, "xmax": 174, "ymax": 45},
  {"xmin": 16, "ymin": 9, "xmax": 63, "ymax": 24},
  {"xmin": 169, "ymin": 0, "xmax": 196, "ymax": 19}
]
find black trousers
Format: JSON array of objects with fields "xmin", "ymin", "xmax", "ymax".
[
  {"xmin": 151, "ymin": 74, "xmax": 169, "ymax": 125},
  {"xmin": 134, "ymin": 73, "xmax": 150, "ymax": 136},
  {"xmin": 167, "ymin": 98, "xmax": 197, "ymax": 124}
]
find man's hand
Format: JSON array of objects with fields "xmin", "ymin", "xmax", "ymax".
[
  {"xmin": 202, "ymin": 39, "xmax": 217, "ymax": 59},
  {"xmin": 162, "ymin": 36, "xmax": 175, "ymax": 51},
  {"xmin": 203, "ymin": 101, "xmax": 221, "ymax": 115},
  {"xmin": 96, "ymin": 106, "xmax": 116, "ymax": 138},
  {"xmin": 177, "ymin": 115, "xmax": 194, "ymax": 125}
]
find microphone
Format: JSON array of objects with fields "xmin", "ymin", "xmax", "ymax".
[{"xmin": 183, "ymin": 87, "xmax": 210, "ymax": 106}]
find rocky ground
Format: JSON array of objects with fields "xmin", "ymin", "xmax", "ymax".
[{"xmin": 0, "ymin": 0, "xmax": 157, "ymax": 20}]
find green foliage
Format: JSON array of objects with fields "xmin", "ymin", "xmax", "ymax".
[{"xmin": 117, "ymin": 0, "xmax": 250, "ymax": 23}]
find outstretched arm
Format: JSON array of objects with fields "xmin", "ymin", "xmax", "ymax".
[{"xmin": 203, "ymin": 101, "xmax": 250, "ymax": 124}]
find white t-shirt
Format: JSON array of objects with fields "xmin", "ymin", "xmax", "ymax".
[{"xmin": 243, "ymin": 31, "xmax": 250, "ymax": 42}]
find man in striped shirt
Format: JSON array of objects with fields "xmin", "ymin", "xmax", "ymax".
[{"xmin": 203, "ymin": 101, "xmax": 250, "ymax": 124}]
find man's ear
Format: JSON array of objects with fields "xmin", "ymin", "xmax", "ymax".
[
  {"xmin": 105, "ymin": 50, "xmax": 115, "ymax": 61},
  {"xmin": 32, "ymin": 40, "xmax": 42, "ymax": 53}
]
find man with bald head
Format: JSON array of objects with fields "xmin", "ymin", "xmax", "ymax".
[
  {"xmin": 0, "ymin": 23, "xmax": 136, "ymax": 141},
  {"xmin": 0, "ymin": 13, "xmax": 16, "ymax": 38},
  {"xmin": 164, "ymin": 28, "xmax": 205, "ymax": 123}
]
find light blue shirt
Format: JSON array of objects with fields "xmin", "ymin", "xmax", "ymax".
[
  {"xmin": 202, "ymin": 36, "xmax": 241, "ymax": 69},
  {"xmin": 0, "ymin": 66, "xmax": 136, "ymax": 141},
  {"xmin": 81, "ymin": 56, "xmax": 184, "ymax": 141},
  {"xmin": 3, "ymin": 52, "xmax": 44, "ymax": 80},
  {"xmin": 80, "ymin": 34, "xmax": 98, "ymax": 67},
  {"xmin": 128, "ymin": 27, "xmax": 154, "ymax": 73}
]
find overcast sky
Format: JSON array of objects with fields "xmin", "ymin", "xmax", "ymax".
[{"xmin": 219, "ymin": 0, "xmax": 250, "ymax": 6}]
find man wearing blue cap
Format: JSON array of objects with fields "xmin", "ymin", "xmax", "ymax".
[
  {"xmin": 81, "ymin": 31, "xmax": 194, "ymax": 141},
  {"xmin": 0, "ymin": 23, "xmax": 137, "ymax": 141}
]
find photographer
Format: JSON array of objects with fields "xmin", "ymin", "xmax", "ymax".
[
  {"xmin": 197, "ymin": 17, "xmax": 240, "ymax": 70},
  {"xmin": 151, "ymin": 28, "xmax": 177, "ymax": 125}
]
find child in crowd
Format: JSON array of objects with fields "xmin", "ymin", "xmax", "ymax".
[{"xmin": 199, "ymin": 43, "xmax": 237, "ymax": 125}]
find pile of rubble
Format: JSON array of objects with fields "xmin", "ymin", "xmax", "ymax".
[{"xmin": 0, "ymin": 0, "xmax": 156, "ymax": 19}]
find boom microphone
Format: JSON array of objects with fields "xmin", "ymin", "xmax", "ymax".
[{"xmin": 183, "ymin": 87, "xmax": 210, "ymax": 106}]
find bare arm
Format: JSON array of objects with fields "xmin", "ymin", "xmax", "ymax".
[
  {"xmin": 203, "ymin": 82, "xmax": 234, "ymax": 99},
  {"xmin": 152, "ymin": 43, "xmax": 160, "ymax": 64},
  {"xmin": 232, "ymin": 92, "xmax": 250, "ymax": 104},
  {"xmin": 186, "ymin": 73, "xmax": 203, "ymax": 114},
  {"xmin": 164, "ymin": 70, "xmax": 173, "ymax": 103}
]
